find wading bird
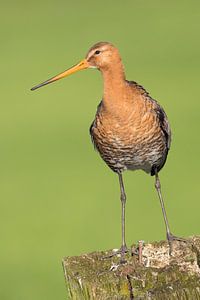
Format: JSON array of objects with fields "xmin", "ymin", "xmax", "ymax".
[{"xmin": 31, "ymin": 42, "xmax": 184, "ymax": 262}]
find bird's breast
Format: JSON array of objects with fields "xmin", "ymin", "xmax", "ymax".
[{"xmin": 90, "ymin": 102, "xmax": 167, "ymax": 173}]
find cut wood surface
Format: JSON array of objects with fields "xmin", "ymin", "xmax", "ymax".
[{"xmin": 63, "ymin": 236, "xmax": 200, "ymax": 299}]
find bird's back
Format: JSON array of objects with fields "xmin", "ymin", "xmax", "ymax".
[{"xmin": 90, "ymin": 81, "xmax": 171, "ymax": 175}]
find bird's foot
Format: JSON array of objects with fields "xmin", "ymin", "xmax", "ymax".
[
  {"xmin": 167, "ymin": 232, "xmax": 187, "ymax": 255},
  {"xmin": 102, "ymin": 242, "xmax": 144, "ymax": 265},
  {"xmin": 102, "ymin": 244, "xmax": 130, "ymax": 264}
]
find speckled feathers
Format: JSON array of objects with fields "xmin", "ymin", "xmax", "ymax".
[{"xmin": 90, "ymin": 79, "xmax": 171, "ymax": 175}]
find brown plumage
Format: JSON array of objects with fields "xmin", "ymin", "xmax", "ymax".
[
  {"xmin": 88, "ymin": 43, "xmax": 170, "ymax": 175},
  {"xmin": 90, "ymin": 81, "xmax": 170, "ymax": 175},
  {"xmin": 31, "ymin": 41, "xmax": 184, "ymax": 262}
]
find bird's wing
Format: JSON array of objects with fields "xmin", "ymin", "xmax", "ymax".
[
  {"xmin": 151, "ymin": 99, "xmax": 172, "ymax": 151},
  {"xmin": 128, "ymin": 80, "xmax": 171, "ymax": 150},
  {"xmin": 89, "ymin": 101, "xmax": 103, "ymax": 149}
]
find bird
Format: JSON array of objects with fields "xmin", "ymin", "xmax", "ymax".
[{"xmin": 31, "ymin": 42, "xmax": 184, "ymax": 262}]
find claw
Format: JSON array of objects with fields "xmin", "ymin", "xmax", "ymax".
[
  {"xmin": 102, "ymin": 245, "xmax": 129, "ymax": 264},
  {"xmin": 167, "ymin": 232, "xmax": 187, "ymax": 255}
]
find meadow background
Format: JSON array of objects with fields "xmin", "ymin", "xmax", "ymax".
[{"xmin": 1, "ymin": 0, "xmax": 200, "ymax": 299}]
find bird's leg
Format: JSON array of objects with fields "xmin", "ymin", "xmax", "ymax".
[
  {"xmin": 118, "ymin": 172, "xmax": 128, "ymax": 263},
  {"xmin": 154, "ymin": 170, "xmax": 186, "ymax": 255},
  {"xmin": 101, "ymin": 172, "xmax": 129, "ymax": 263}
]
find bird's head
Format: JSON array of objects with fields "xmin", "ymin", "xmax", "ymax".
[
  {"xmin": 86, "ymin": 42, "xmax": 121, "ymax": 70},
  {"xmin": 31, "ymin": 42, "xmax": 121, "ymax": 91}
]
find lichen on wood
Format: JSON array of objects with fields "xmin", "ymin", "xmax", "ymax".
[{"xmin": 62, "ymin": 236, "xmax": 200, "ymax": 299}]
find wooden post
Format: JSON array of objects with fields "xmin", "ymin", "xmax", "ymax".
[{"xmin": 62, "ymin": 236, "xmax": 200, "ymax": 299}]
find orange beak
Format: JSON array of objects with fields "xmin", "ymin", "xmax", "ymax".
[{"xmin": 31, "ymin": 59, "xmax": 89, "ymax": 91}]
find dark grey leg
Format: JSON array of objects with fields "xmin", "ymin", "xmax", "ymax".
[
  {"xmin": 102, "ymin": 172, "xmax": 132, "ymax": 263},
  {"xmin": 154, "ymin": 169, "xmax": 185, "ymax": 254},
  {"xmin": 118, "ymin": 172, "xmax": 128, "ymax": 262},
  {"xmin": 155, "ymin": 171, "xmax": 171, "ymax": 237}
]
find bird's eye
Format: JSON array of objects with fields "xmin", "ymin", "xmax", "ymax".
[{"xmin": 95, "ymin": 50, "xmax": 101, "ymax": 55}]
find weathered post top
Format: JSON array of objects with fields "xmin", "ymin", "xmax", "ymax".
[{"xmin": 63, "ymin": 236, "xmax": 200, "ymax": 299}]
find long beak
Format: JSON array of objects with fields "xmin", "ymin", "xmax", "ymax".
[{"xmin": 31, "ymin": 59, "xmax": 89, "ymax": 91}]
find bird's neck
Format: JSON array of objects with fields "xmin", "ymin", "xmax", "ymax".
[{"xmin": 101, "ymin": 63, "xmax": 130, "ymax": 112}]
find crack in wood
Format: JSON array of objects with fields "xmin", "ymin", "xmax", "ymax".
[
  {"xmin": 62, "ymin": 236, "xmax": 200, "ymax": 299},
  {"xmin": 127, "ymin": 274, "xmax": 134, "ymax": 299}
]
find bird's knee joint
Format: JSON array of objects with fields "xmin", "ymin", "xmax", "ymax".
[
  {"xmin": 120, "ymin": 193, "xmax": 126, "ymax": 203},
  {"xmin": 155, "ymin": 179, "xmax": 161, "ymax": 190}
]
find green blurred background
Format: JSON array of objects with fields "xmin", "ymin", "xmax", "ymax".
[{"xmin": 1, "ymin": 0, "xmax": 199, "ymax": 299}]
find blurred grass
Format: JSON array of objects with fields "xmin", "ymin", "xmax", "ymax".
[{"xmin": 1, "ymin": 0, "xmax": 200, "ymax": 299}]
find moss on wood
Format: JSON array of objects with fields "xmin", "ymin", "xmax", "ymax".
[{"xmin": 63, "ymin": 236, "xmax": 200, "ymax": 299}]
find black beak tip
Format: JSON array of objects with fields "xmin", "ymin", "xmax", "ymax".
[
  {"xmin": 30, "ymin": 80, "xmax": 51, "ymax": 91},
  {"xmin": 30, "ymin": 85, "xmax": 39, "ymax": 91}
]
